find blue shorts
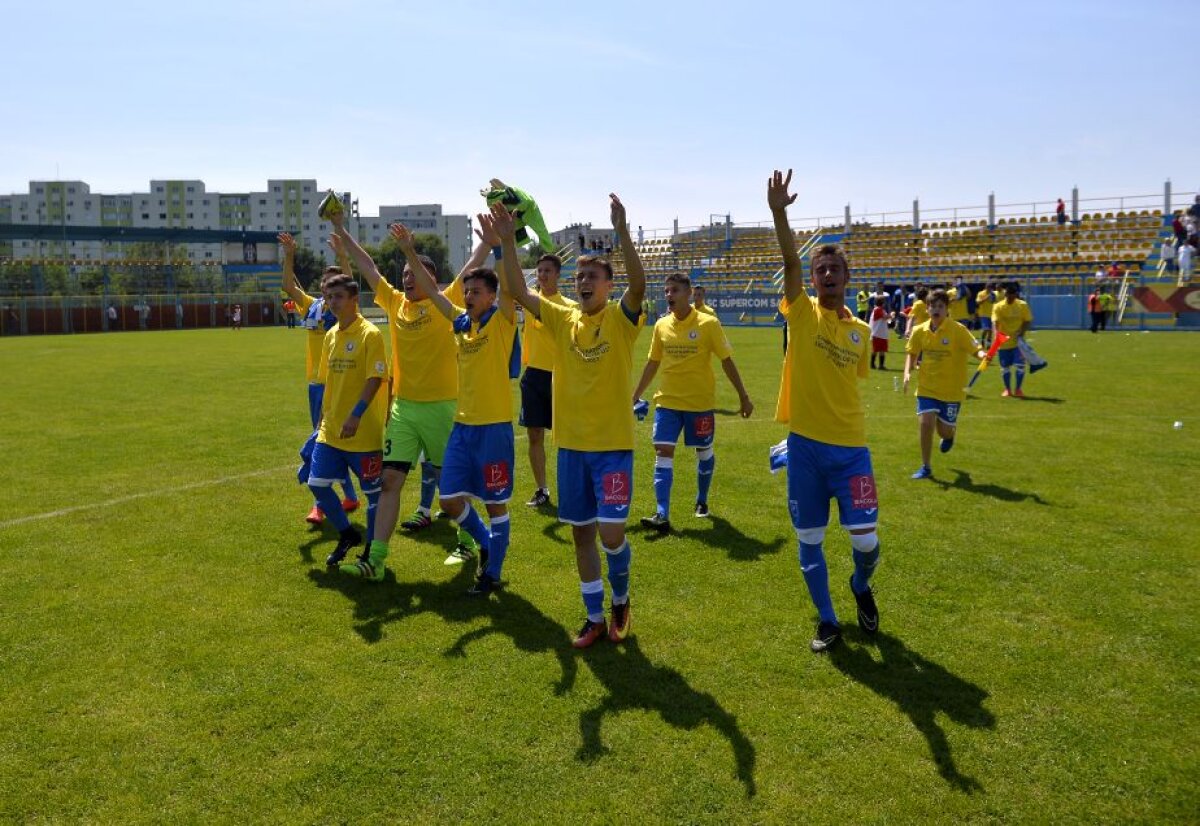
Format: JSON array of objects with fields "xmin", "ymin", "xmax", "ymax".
[
  {"xmin": 785, "ymin": 433, "xmax": 879, "ymax": 531},
  {"xmin": 439, "ymin": 422, "xmax": 515, "ymax": 504},
  {"xmin": 652, "ymin": 407, "xmax": 715, "ymax": 448},
  {"xmin": 998, "ymin": 348, "xmax": 1024, "ymax": 369},
  {"xmin": 977, "ymin": 318, "xmax": 992, "ymax": 330},
  {"xmin": 916, "ymin": 396, "xmax": 960, "ymax": 425},
  {"xmin": 557, "ymin": 448, "xmax": 634, "ymax": 525},
  {"xmin": 310, "ymin": 441, "xmax": 382, "ymax": 495},
  {"xmin": 308, "ymin": 383, "xmax": 325, "ymax": 430}
]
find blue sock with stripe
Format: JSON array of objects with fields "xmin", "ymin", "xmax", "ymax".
[
  {"xmin": 309, "ymin": 485, "xmax": 350, "ymax": 531},
  {"xmin": 581, "ymin": 579, "xmax": 606, "ymax": 623},
  {"xmin": 653, "ymin": 456, "xmax": 673, "ymax": 519},
  {"xmin": 1015, "ymin": 365, "xmax": 1026, "ymax": 390},
  {"xmin": 485, "ymin": 513, "xmax": 510, "ymax": 579},
  {"xmin": 799, "ymin": 541, "xmax": 837, "ymax": 624},
  {"xmin": 419, "ymin": 461, "xmax": 437, "ymax": 512},
  {"xmin": 604, "ymin": 540, "xmax": 632, "ymax": 604},
  {"xmin": 696, "ymin": 449, "xmax": 715, "ymax": 504},
  {"xmin": 454, "ymin": 504, "xmax": 491, "ymax": 552},
  {"xmin": 1002, "ymin": 367, "xmax": 1012, "ymax": 391},
  {"xmin": 851, "ymin": 541, "xmax": 881, "ymax": 593},
  {"xmin": 341, "ymin": 474, "xmax": 358, "ymax": 503}
]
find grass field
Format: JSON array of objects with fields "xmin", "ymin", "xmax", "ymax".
[{"xmin": 0, "ymin": 323, "xmax": 1197, "ymax": 823}]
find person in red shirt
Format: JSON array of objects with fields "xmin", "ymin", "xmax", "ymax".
[{"xmin": 1056, "ymin": 198, "xmax": 1066, "ymax": 225}]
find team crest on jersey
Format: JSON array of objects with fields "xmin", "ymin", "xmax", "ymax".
[
  {"xmin": 688, "ymin": 330, "xmax": 699, "ymax": 340},
  {"xmin": 941, "ymin": 337, "xmax": 949, "ymax": 345},
  {"xmin": 849, "ymin": 331, "xmax": 861, "ymax": 345},
  {"xmin": 375, "ymin": 361, "xmax": 385, "ymax": 373},
  {"xmin": 345, "ymin": 342, "xmax": 356, "ymax": 352}
]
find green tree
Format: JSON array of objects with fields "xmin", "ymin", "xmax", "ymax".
[
  {"xmin": 370, "ymin": 233, "xmax": 452, "ymax": 285},
  {"xmin": 293, "ymin": 244, "xmax": 325, "ymax": 290},
  {"xmin": 519, "ymin": 243, "xmax": 544, "ymax": 269}
]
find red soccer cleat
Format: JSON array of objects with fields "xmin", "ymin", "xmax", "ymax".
[
  {"xmin": 1013, "ymin": 388, "xmax": 1025, "ymax": 398},
  {"xmin": 572, "ymin": 618, "xmax": 609, "ymax": 649},
  {"xmin": 305, "ymin": 506, "xmax": 325, "ymax": 525},
  {"xmin": 341, "ymin": 498, "xmax": 360, "ymax": 513},
  {"xmin": 608, "ymin": 601, "xmax": 632, "ymax": 643}
]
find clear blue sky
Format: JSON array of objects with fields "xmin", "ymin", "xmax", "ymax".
[{"xmin": 1, "ymin": 0, "xmax": 1193, "ymax": 231}]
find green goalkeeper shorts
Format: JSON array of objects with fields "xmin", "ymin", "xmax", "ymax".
[{"xmin": 383, "ymin": 398, "xmax": 456, "ymax": 467}]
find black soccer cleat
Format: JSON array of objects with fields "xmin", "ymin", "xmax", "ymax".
[
  {"xmin": 526, "ymin": 488, "xmax": 552, "ymax": 508},
  {"xmin": 849, "ymin": 575, "xmax": 879, "ymax": 634},
  {"xmin": 326, "ymin": 527, "xmax": 363, "ymax": 567},
  {"xmin": 467, "ymin": 572, "xmax": 502, "ymax": 597},
  {"xmin": 640, "ymin": 513, "xmax": 672, "ymax": 534},
  {"xmin": 810, "ymin": 620, "xmax": 842, "ymax": 653},
  {"xmin": 694, "ymin": 502, "xmax": 710, "ymax": 518}
]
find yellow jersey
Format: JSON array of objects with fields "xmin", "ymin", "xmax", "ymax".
[
  {"xmin": 373, "ymin": 279, "xmax": 464, "ymax": 402},
  {"xmin": 779, "ymin": 295, "xmax": 870, "ymax": 447},
  {"xmin": 992, "ymin": 299, "xmax": 1032, "ymax": 350},
  {"xmin": 975, "ymin": 290, "xmax": 995, "ymax": 319},
  {"xmin": 948, "ymin": 285, "xmax": 972, "ymax": 322},
  {"xmin": 694, "ymin": 302, "xmax": 717, "ymax": 316},
  {"xmin": 905, "ymin": 319, "xmax": 979, "ymax": 403},
  {"xmin": 909, "ymin": 299, "xmax": 930, "ymax": 329},
  {"xmin": 317, "ymin": 315, "xmax": 388, "ymax": 452},
  {"xmin": 539, "ymin": 299, "xmax": 643, "ymax": 451},
  {"xmin": 523, "ymin": 291, "xmax": 575, "ymax": 372},
  {"xmin": 450, "ymin": 305, "xmax": 517, "ymax": 425},
  {"xmin": 648, "ymin": 308, "xmax": 733, "ymax": 412},
  {"xmin": 295, "ymin": 292, "xmax": 327, "ymax": 384}
]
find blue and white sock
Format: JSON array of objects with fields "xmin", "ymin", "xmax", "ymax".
[
  {"xmin": 1002, "ymin": 367, "xmax": 1012, "ymax": 391},
  {"xmin": 696, "ymin": 447, "xmax": 715, "ymax": 504},
  {"xmin": 454, "ymin": 504, "xmax": 491, "ymax": 551},
  {"xmin": 604, "ymin": 540, "xmax": 632, "ymax": 605},
  {"xmin": 485, "ymin": 513, "xmax": 510, "ymax": 579},
  {"xmin": 581, "ymin": 579, "xmax": 606, "ymax": 623},
  {"xmin": 1015, "ymin": 365, "xmax": 1026, "ymax": 390},
  {"xmin": 309, "ymin": 484, "xmax": 350, "ymax": 532},
  {"xmin": 653, "ymin": 455, "xmax": 674, "ymax": 519},
  {"xmin": 799, "ymin": 541, "xmax": 837, "ymax": 624},
  {"xmin": 850, "ymin": 535, "xmax": 881, "ymax": 593}
]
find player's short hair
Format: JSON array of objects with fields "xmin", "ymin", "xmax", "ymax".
[
  {"xmin": 664, "ymin": 272, "xmax": 692, "ymax": 288},
  {"xmin": 463, "ymin": 267, "xmax": 499, "ymax": 294},
  {"xmin": 403, "ymin": 255, "xmax": 438, "ymax": 279},
  {"xmin": 1005, "ymin": 280, "xmax": 1021, "ymax": 295},
  {"xmin": 537, "ymin": 254, "xmax": 562, "ymax": 273},
  {"xmin": 813, "ymin": 245, "xmax": 850, "ymax": 274},
  {"xmin": 928, "ymin": 288, "xmax": 950, "ymax": 306},
  {"xmin": 915, "ymin": 286, "xmax": 929, "ymax": 300},
  {"xmin": 323, "ymin": 265, "xmax": 343, "ymax": 275},
  {"xmin": 576, "ymin": 255, "xmax": 613, "ymax": 280},
  {"xmin": 322, "ymin": 272, "xmax": 358, "ymax": 296}
]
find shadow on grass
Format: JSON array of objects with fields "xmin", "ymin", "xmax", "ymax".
[
  {"xmin": 933, "ymin": 469, "xmax": 1050, "ymax": 505},
  {"xmin": 540, "ymin": 519, "xmax": 570, "ymax": 545},
  {"xmin": 306, "ymin": 564, "xmax": 578, "ymax": 696},
  {"xmin": 830, "ymin": 632, "xmax": 995, "ymax": 793},
  {"xmin": 297, "ymin": 522, "xmax": 338, "ymax": 565},
  {"xmin": 1016, "ymin": 395, "xmax": 1066, "ymax": 405},
  {"xmin": 641, "ymin": 515, "xmax": 786, "ymax": 562},
  {"xmin": 576, "ymin": 636, "xmax": 757, "ymax": 797}
]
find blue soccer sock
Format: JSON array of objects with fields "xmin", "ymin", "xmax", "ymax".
[
  {"xmin": 309, "ymin": 484, "xmax": 350, "ymax": 532},
  {"xmin": 363, "ymin": 488, "xmax": 380, "ymax": 542},
  {"xmin": 851, "ymin": 537, "xmax": 881, "ymax": 593},
  {"xmin": 604, "ymin": 540, "xmax": 632, "ymax": 605},
  {"xmin": 419, "ymin": 461, "xmax": 437, "ymax": 513},
  {"xmin": 799, "ymin": 541, "xmax": 838, "ymax": 624},
  {"xmin": 653, "ymin": 456, "xmax": 674, "ymax": 519},
  {"xmin": 1015, "ymin": 365, "xmax": 1026, "ymax": 390},
  {"xmin": 696, "ymin": 448, "xmax": 715, "ymax": 504},
  {"xmin": 454, "ymin": 504, "xmax": 491, "ymax": 552},
  {"xmin": 1002, "ymin": 367, "xmax": 1012, "ymax": 391},
  {"xmin": 341, "ymin": 476, "xmax": 358, "ymax": 503},
  {"xmin": 485, "ymin": 513, "xmax": 510, "ymax": 579},
  {"xmin": 581, "ymin": 579, "xmax": 606, "ymax": 623}
]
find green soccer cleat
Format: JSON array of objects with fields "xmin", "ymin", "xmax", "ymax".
[{"xmin": 339, "ymin": 554, "xmax": 385, "ymax": 582}]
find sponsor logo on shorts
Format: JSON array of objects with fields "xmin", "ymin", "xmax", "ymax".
[
  {"xmin": 602, "ymin": 471, "xmax": 630, "ymax": 505},
  {"xmin": 849, "ymin": 474, "xmax": 878, "ymax": 511},
  {"xmin": 360, "ymin": 453, "xmax": 382, "ymax": 480},
  {"xmin": 694, "ymin": 414, "xmax": 714, "ymax": 438},
  {"xmin": 485, "ymin": 461, "xmax": 511, "ymax": 492}
]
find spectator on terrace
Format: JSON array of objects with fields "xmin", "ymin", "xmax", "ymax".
[
  {"xmin": 1094, "ymin": 266, "xmax": 1106, "ymax": 284},
  {"xmin": 1160, "ymin": 238, "xmax": 1176, "ymax": 273},
  {"xmin": 1189, "ymin": 196, "xmax": 1200, "ymax": 222},
  {"xmin": 1173, "ymin": 214, "xmax": 1187, "ymax": 245},
  {"xmin": 1180, "ymin": 238, "xmax": 1196, "ymax": 279},
  {"xmin": 1056, "ymin": 198, "xmax": 1066, "ymax": 225},
  {"xmin": 1107, "ymin": 262, "xmax": 1122, "ymax": 280}
]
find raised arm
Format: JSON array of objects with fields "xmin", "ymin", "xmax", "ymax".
[
  {"xmin": 484, "ymin": 203, "xmax": 517, "ymax": 322},
  {"xmin": 390, "ymin": 223, "xmax": 455, "ymax": 320},
  {"xmin": 328, "ymin": 233, "xmax": 353, "ymax": 280},
  {"xmin": 720, "ymin": 357, "xmax": 754, "ymax": 418},
  {"xmin": 330, "ymin": 212, "xmax": 384, "ymax": 290},
  {"xmin": 491, "ymin": 204, "xmax": 542, "ymax": 320},
  {"xmin": 768, "ymin": 169, "xmax": 803, "ymax": 303},
  {"xmin": 277, "ymin": 233, "xmax": 308, "ymax": 303},
  {"xmin": 613, "ymin": 194, "xmax": 645, "ymax": 314}
]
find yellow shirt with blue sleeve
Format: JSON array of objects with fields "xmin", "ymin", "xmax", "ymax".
[{"xmin": 449, "ymin": 304, "xmax": 517, "ymax": 425}]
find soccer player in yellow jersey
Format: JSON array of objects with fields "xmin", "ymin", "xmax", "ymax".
[
  {"xmin": 332, "ymin": 212, "xmax": 490, "ymax": 569},
  {"xmin": 906, "ymin": 286, "xmax": 930, "ymax": 338},
  {"xmin": 502, "ymin": 194, "xmax": 646, "ymax": 649},
  {"xmin": 692, "ymin": 285, "xmax": 717, "ymax": 316},
  {"xmin": 991, "ymin": 281, "xmax": 1034, "ymax": 398},
  {"xmin": 279, "ymin": 232, "xmax": 360, "ymax": 525},
  {"xmin": 769, "ymin": 169, "xmax": 882, "ymax": 654},
  {"xmin": 948, "ymin": 276, "xmax": 972, "ymax": 327},
  {"xmin": 632, "ymin": 273, "xmax": 753, "ymax": 530},
  {"xmin": 383, "ymin": 215, "xmax": 519, "ymax": 595},
  {"xmin": 975, "ymin": 281, "xmax": 997, "ymax": 348},
  {"xmin": 903, "ymin": 289, "xmax": 987, "ymax": 480},
  {"xmin": 308, "ymin": 272, "xmax": 387, "ymax": 569},
  {"xmin": 520, "ymin": 253, "xmax": 575, "ymax": 509}
]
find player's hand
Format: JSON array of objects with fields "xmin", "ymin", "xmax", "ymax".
[
  {"xmin": 474, "ymin": 211, "xmax": 503, "ymax": 247},
  {"xmin": 328, "ymin": 210, "xmax": 345, "ymax": 231},
  {"xmin": 902, "ymin": 375, "xmax": 911, "ymax": 394},
  {"xmin": 327, "ymin": 234, "xmax": 344, "ymax": 256},
  {"xmin": 277, "ymin": 232, "xmax": 295, "ymax": 250},
  {"xmin": 389, "ymin": 222, "xmax": 416, "ymax": 251},
  {"xmin": 767, "ymin": 169, "xmax": 797, "ymax": 212},
  {"xmin": 340, "ymin": 416, "xmax": 360, "ymax": 440},
  {"xmin": 489, "ymin": 201, "xmax": 516, "ymax": 240},
  {"xmin": 609, "ymin": 193, "xmax": 627, "ymax": 230},
  {"xmin": 739, "ymin": 395, "xmax": 754, "ymax": 418}
]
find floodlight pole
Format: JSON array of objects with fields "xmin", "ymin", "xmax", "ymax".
[{"xmin": 1164, "ymin": 179, "xmax": 1171, "ymax": 215}]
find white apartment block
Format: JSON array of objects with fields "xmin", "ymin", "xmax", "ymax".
[{"xmin": 0, "ymin": 179, "xmax": 473, "ymax": 274}]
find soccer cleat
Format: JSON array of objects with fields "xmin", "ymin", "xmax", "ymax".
[
  {"xmin": 467, "ymin": 572, "xmax": 501, "ymax": 597},
  {"xmin": 444, "ymin": 543, "xmax": 476, "ymax": 566},
  {"xmin": 339, "ymin": 554, "xmax": 385, "ymax": 582},
  {"xmin": 1001, "ymin": 389, "xmax": 1012, "ymax": 398},
  {"xmin": 939, "ymin": 437, "xmax": 954, "ymax": 453},
  {"xmin": 341, "ymin": 498, "xmax": 360, "ymax": 513},
  {"xmin": 325, "ymin": 527, "xmax": 363, "ymax": 567},
  {"xmin": 305, "ymin": 506, "xmax": 325, "ymax": 525},
  {"xmin": 572, "ymin": 618, "xmax": 609, "ymax": 649},
  {"xmin": 694, "ymin": 502, "xmax": 710, "ymax": 518},
  {"xmin": 1013, "ymin": 388, "xmax": 1026, "ymax": 398},
  {"xmin": 911, "ymin": 465, "xmax": 933, "ymax": 480},
  {"xmin": 850, "ymin": 575, "xmax": 879, "ymax": 634},
  {"xmin": 640, "ymin": 513, "xmax": 672, "ymax": 534},
  {"xmin": 526, "ymin": 488, "xmax": 551, "ymax": 508},
  {"xmin": 436, "ymin": 510, "xmax": 450, "ymax": 520},
  {"xmin": 810, "ymin": 620, "xmax": 842, "ymax": 653},
  {"xmin": 400, "ymin": 510, "xmax": 433, "ymax": 531},
  {"xmin": 608, "ymin": 601, "xmax": 632, "ymax": 643}
]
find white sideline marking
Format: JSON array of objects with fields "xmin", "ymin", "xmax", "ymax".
[{"xmin": 0, "ymin": 465, "xmax": 295, "ymax": 530}]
